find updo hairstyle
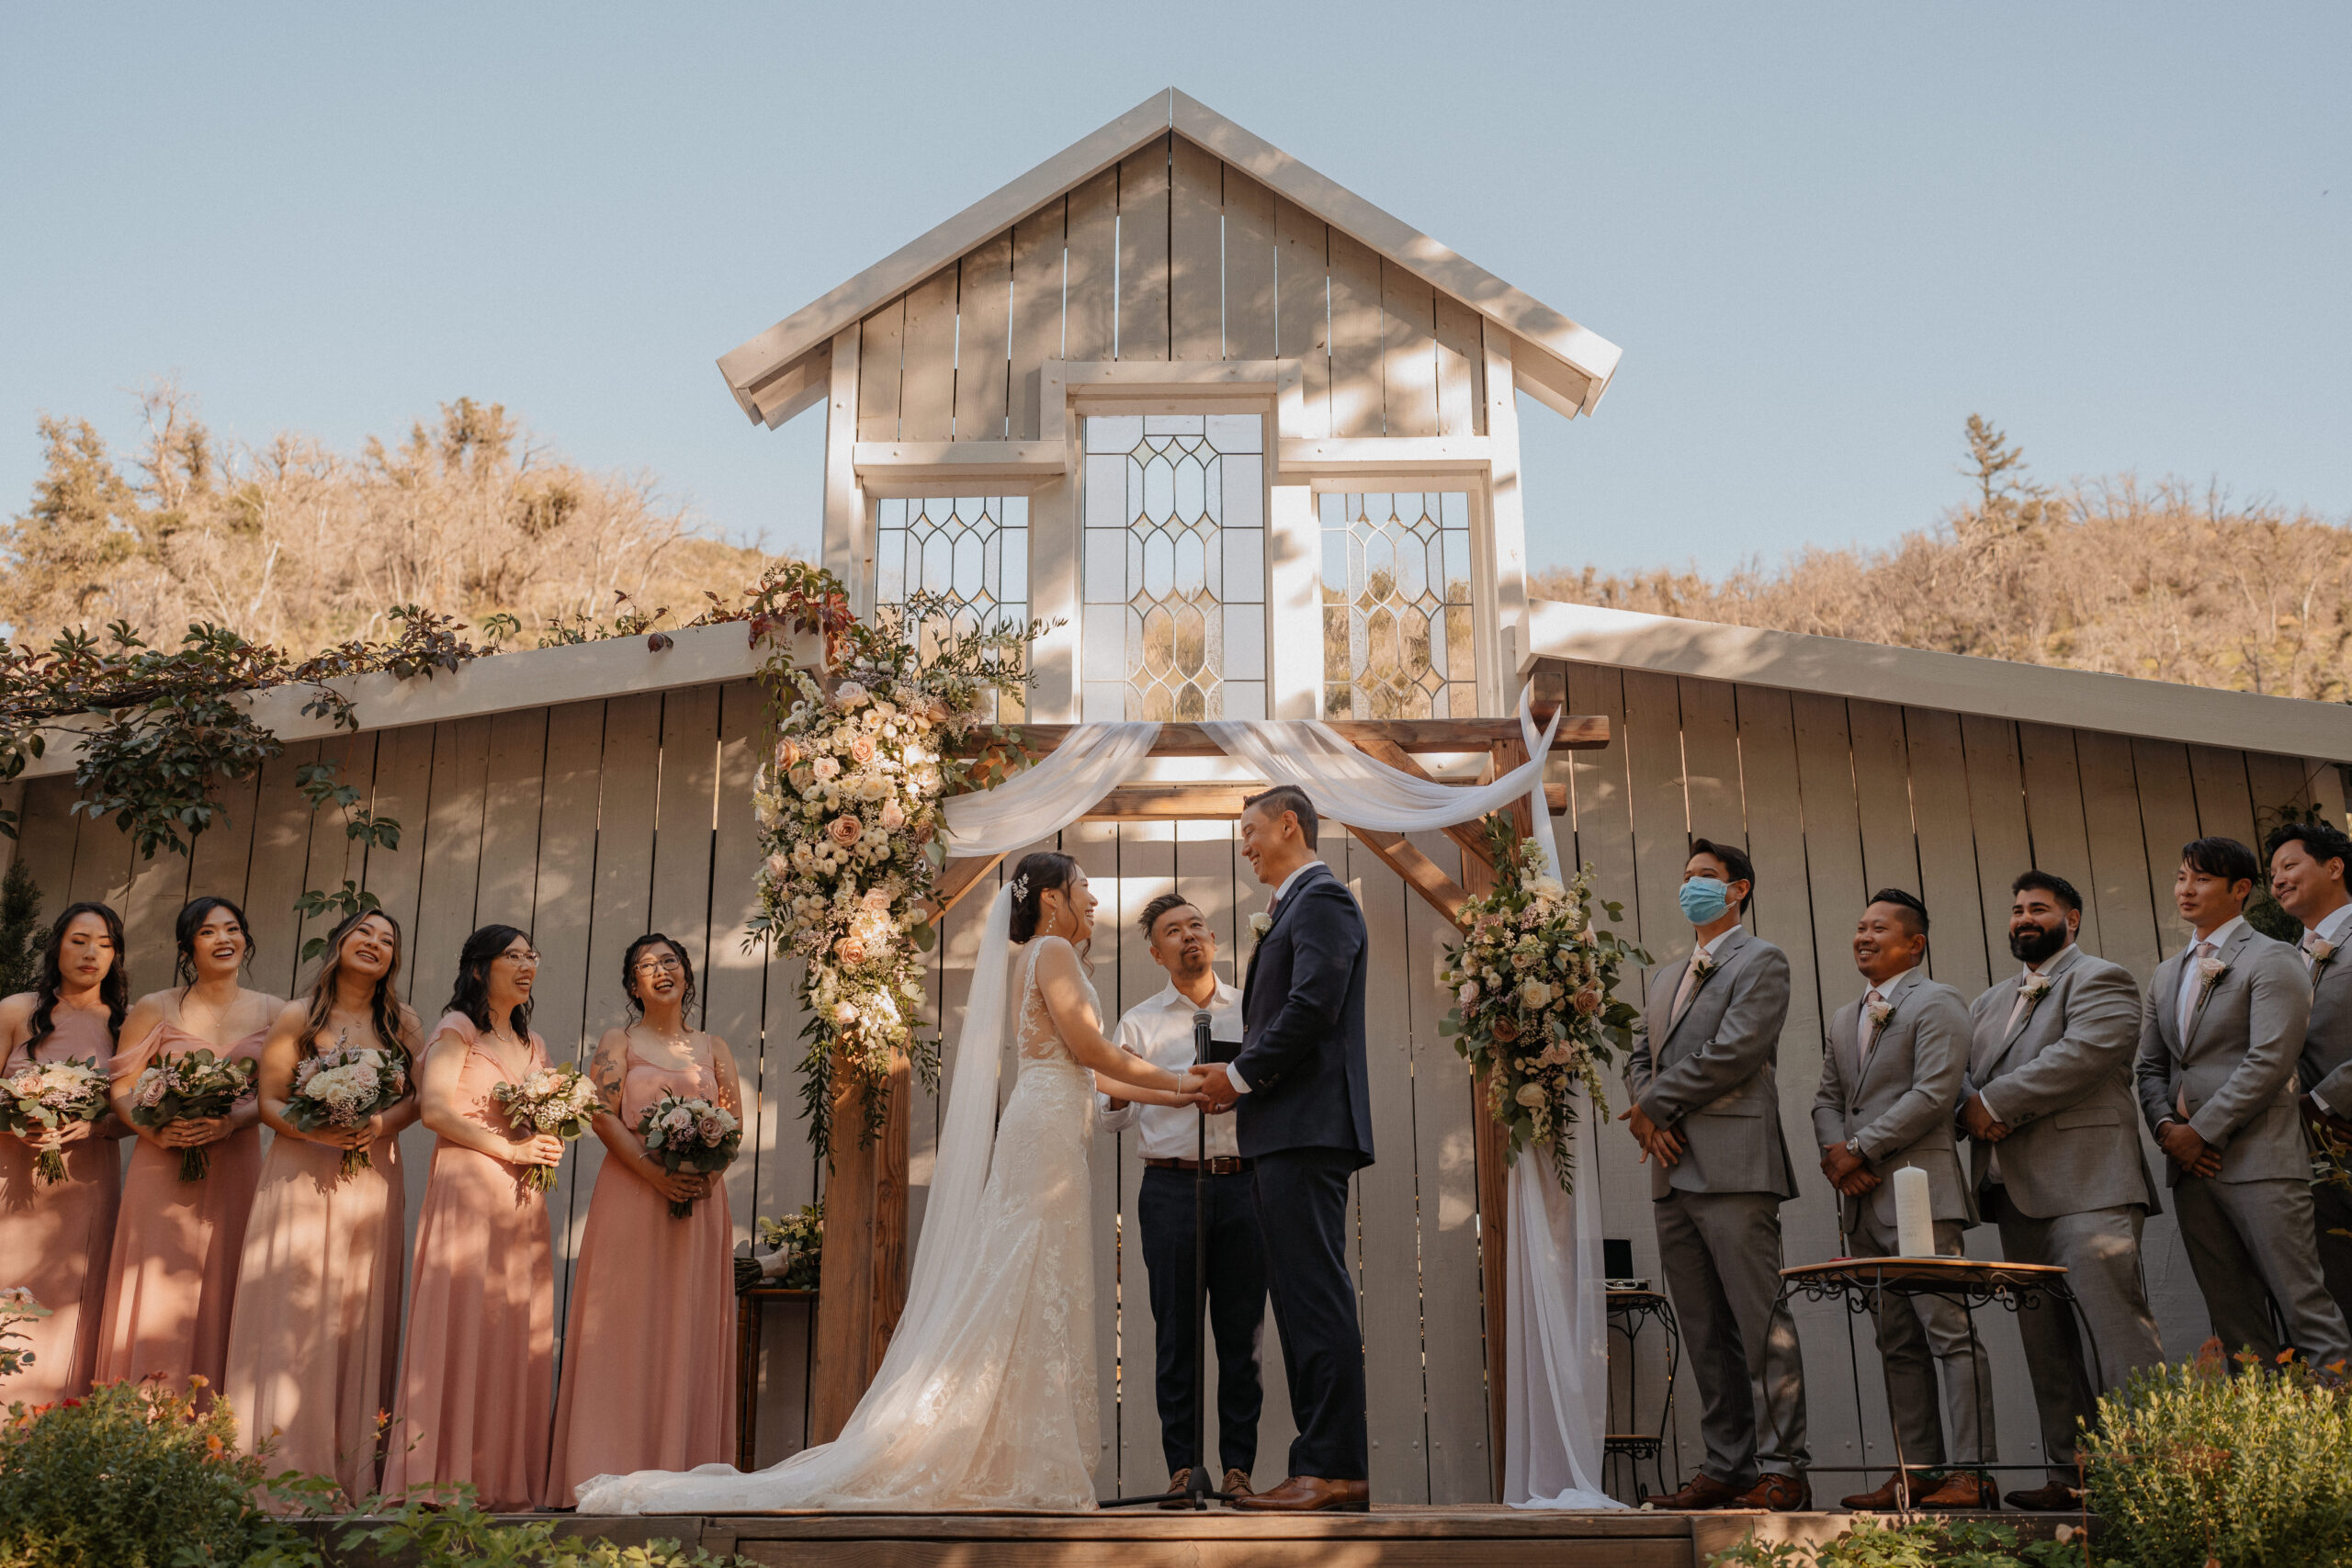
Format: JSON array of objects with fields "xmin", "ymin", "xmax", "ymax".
[{"xmin": 1008, "ymin": 851, "xmax": 1082, "ymax": 944}]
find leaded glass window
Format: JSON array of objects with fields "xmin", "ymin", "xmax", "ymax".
[
  {"xmin": 1320, "ymin": 491, "xmax": 1475, "ymax": 718},
  {"xmin": 1080, "ymin": 413, "xmax": 1266, "ymax": 721},
  {"xmin": 874, "ymin": 493, "xmax": 1028, "ymax": 716}
]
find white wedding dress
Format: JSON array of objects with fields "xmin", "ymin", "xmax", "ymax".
[{"xmin": 576, "ymin": 895, "xmax": 1102, "ymax": 1513}]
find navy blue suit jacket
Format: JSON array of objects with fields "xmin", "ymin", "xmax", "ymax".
[{"xmin": 1232, "ymin": 862, "xmax": 1374, "ymax": 1168}]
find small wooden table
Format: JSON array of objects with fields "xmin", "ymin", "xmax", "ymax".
[
  {"xmin": 1772, "ymin": 1257, "xmax": 2096, "ymax": 1484},
  {"xmin": 735, "ymin": 1285, "xmax": 817, "ymax": 1471}
]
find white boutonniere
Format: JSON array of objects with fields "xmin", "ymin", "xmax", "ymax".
[
  {"xmin": 1249, "ymin": 911, "xmax": 1273, "ymax": 940},
  {"xmin": 2018, "ymin": 973, "xmax": 2054, "ymax": 1017},
  {"xmin": 1691, "ymin": 953, "xmax": 1720, "ymax": 985},
  {"xmin": 2195, "ymin": 954, "xmax": 2230, "ymax": 1005},
  {"xmin": 2312, "ymin": 939, "xmax": 2337, "ymax": 980},
  {"xmin": 1865, "ymin": 996, "xmax": 1895, "ymax": 1030}
]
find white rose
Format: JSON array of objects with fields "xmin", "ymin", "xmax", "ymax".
[
  {"xmin": 1514, "ymin": 1082, "xmax": 1547, "ymax": 1108},
  {"xmin": 1520, "ymin": 978, "xmax": 1551, "ymax": 1010},
  {"xmin": 1457, "ymin": 981, "xmax": 1480, "ymax": 1006}
]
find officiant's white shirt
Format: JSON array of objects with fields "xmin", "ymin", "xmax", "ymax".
[{"xmin": 1098, "ymin": 977, "xmax": 1244, "ymax": 1159}]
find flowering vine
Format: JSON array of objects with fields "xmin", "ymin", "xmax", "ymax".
[
  {"xmin": 748, "ymin": 581, "xmax": 1041, "ymax": 1159},
  {"xmin": 1438, "ymin": 816, "xmax": 1649, "ymax": 1193}
]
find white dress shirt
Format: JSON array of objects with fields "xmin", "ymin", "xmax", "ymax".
[
  {"xmin": 2303, "ymin": 902, "xmax": 2352, "ymax": 1114},
  {"xmin": 1227, "ymin": 859, "xmax": 1326, "ymax": 1096},
  {"xmin": 1098, "ymin": 976, "xmax": 1245, "ymax": 1158},
  {"xmin": 1670, "ymin": 923, "xmax": 1745, "ymax": 1025}
]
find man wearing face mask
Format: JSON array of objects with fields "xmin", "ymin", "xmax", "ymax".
[
  {"xmin": 1960, "ymin": 871, "xmax": 2164, "ymax": 1513},
  {"xmin": 1622, "ymin": 838, "xmax": 1810, "ymax": 1512}
]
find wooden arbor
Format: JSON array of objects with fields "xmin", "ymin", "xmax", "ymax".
[{"xmin": 810, "ymin": 680, "xmax": 1607, "ymax": 1495}]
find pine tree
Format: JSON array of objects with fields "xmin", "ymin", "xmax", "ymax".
[{"xmin": 0, "ymin": 860, "xmax": 44, "ymax": 1000}]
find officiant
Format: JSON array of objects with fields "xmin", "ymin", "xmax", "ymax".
[{"xmin": 1098, "ymin": 892, "xmax": 1268, "ymax": 1505}]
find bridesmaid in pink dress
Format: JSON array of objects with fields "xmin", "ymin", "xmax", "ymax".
[
  {"xmin": 96, "ymin": 897, "xmax": 281, "ymax": 1395},
  {"xmin": 0, "ymin": 903, "xmax": 129, "ymax": 1407},
  {"xmin": 223, "ymin": 908, "xmax": 422, "ymax": 1506},
  {"xmin": 384, "ymin": 923, "xmax": 561, "ymax": 1510},
  {"xmin": 548, "ymin": 932, "xmax": 744, "ymax": 1506}
]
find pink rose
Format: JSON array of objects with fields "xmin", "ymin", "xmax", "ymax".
[
  {"xmin": 878, "ymin": 801, "xmax": 907, "ymax": 831},
  {"xmin": 862, "ymin": 888, "xmax": 893, "ymax": 914},
  {"xmin": 776, "ymin": 739, "xmax": 803, "ymax": 769},
  {"xmin": 764, "ymin": 853, "xmax": 791, "ymax": 881},
  {"xmin": 828, "ymin": 816, "xmax": 864, "ymax": 848},
  {"xmin": 836, "ymin": 937, "xmax": 868, "ymax": 966},
  {"xmin": 832, "ymin": 681, "xmax": 869, "ymax": 708},
  {"xmin": 811, "ymin": 756, "xmax": 841, "ymax": 782},
  {"xmin": 850, "ymin": 735, "xmax": 876, "ymax": 763}
]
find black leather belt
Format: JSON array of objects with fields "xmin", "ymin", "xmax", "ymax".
[{"xmin": 1144, "ymin": 1156, "xmax": 1252, "ymax": 1175}]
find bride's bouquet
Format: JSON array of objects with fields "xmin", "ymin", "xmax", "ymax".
[
  {"xmin": 0, "ymin": 1058, "xmax": 111, "ymax": 1185},
  {"xmin": 491, "ymin": 1062, "xmax": 599, "ymax": 1192},
  {"xmin": 286, "ymin": 1038, "xmax": 410, "ymax": 1178},
  {"xmin": 128, "ymin": 1049, "xmax": 257, "ymax": 1180},
  {"xmin": 1439, "ymin": 817, "xmax": 1647, "ymax": 1194},
  {"xmin": 637, "ymin": 1091, "xmax": 741, "ymax": 1217}
]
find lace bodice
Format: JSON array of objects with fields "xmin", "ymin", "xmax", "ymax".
[{"xmin": 1013, "ymin": 940, "xmax": 1095, "ymax": 1069}]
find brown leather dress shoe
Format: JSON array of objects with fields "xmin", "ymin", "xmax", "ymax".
[
  {"xmin": 1647, "ymin": 1472, "xmax": 1741, "ymax": 1510},
  {"xmin": 1228, "ymin": 1474, "xmax": 1370, "ymax": 1512},
  {"xmin": 1839, "ymin": 1470, "xmax": 1931, "ymax": 1510},
  {"xmin": 1156, "ymin": 1469, "xmax": 1193, "ymax": 1510},
  {"xmin": 1737, "ymin": 1472, "xmax": 1812, "ymax": 1511},
  {"xmin": 1221, "ymin": 1469, "xmax": 1255, "ymax": 1498},
  {"xmin": 2003, "ymin": 1481, "xmax": 2082, "ymax": 1512},
  {"xmin": 1917, "ymin": 1471, "xmax": 1996, "ymax": 1510}
]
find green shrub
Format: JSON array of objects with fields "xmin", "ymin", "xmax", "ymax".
[
  {"xmin": 322, "ymin": 1487, "xmax": 750, "ymax": 1567},
  {"xmin": 1706, "ymin": 1517, "xmax": 2083, "ymax": 1568},
  {"xmin": 2084, "ymin": 1354, "xmax": 2352, "ymax": 1568},
  {"xmin": 0, "ymin": 1379, "xmax": 311, "ymax": 1568}
]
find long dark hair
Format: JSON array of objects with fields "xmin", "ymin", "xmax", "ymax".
[
  {"xmin": 1009, "ymin": 851, "xmax": 1084, "ymax": 946},
  {"xmin": 620, "ymin": 932, "xmax": 697, "ymax": 1021},
  {"xmin": 447, "ymin": 924, "xmax": 534, "ymax": 1037},
  {"xmin": 28, "ymin": 902, "xmax": 130, "ymax": 1053},
  {"xmin": 174, "ymin": 895, "xmax": 255, "ymax": 988},
  {"xmin": 296, "ymin": 908, "xmax": 407, "ymax": 1060}
]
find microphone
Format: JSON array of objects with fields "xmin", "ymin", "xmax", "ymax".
[{"xmin": 1193, "ymin": 1010, "xmax": 1213, "ymax": 1084}]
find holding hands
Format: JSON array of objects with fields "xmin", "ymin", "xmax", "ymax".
[
  {"xmin": 1192, "ymin": 1061, "xmax": 1239, "ymax": 1114},
  {"xmin": 2156, "ymin": 1118, "xmax": 2223, "ymax": 1179},
  {"xmin": 1620, "ymin": 1102, "xmax": 1684, "ymax": 1167}
]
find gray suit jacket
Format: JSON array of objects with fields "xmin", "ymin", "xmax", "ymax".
[
  {"xmin": 2132, "ymin": 923, "xmax": 2313, "ymax": 1185},
  {"xmin": 1811, "ymin": 966, "xmax": 1974, "ymax": 1231},
  {"xmin": 1963, "ymin": 946, "xmax": 2158, "ymax": 1219},
  {"xmin": 2299, "ymin": 938, "xmax": 2352, "ymax": 1111},
  {"xmin": 1624, "ymin": 926, "xmax": 1800, "ymax": 1201}
]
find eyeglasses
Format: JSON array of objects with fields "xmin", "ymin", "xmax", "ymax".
[
  {"xmin": 633, "ymin": 955, "xmax": 684, "ymax": 974},
  {"xmin": 501, "ymin": 949, "xmax": 543, "ymax": 965}
]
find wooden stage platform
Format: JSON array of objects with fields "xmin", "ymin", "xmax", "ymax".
[{"xmin": 439, "ymin": 1506, "xmax": 2078, "ymax": 1568}]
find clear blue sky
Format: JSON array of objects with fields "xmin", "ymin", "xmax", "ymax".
[{"xmin": 3, "ymin": 4, "xmax": 2345, "ymax": 578}]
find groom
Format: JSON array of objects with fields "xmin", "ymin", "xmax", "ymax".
[{"xmin": 1194, "ymin": 784, "xmax": 1373, "ymax": 1513}]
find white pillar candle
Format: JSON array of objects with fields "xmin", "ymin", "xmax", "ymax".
[{"xmin": 1893, "ymin": 1165, "xmax": 1934, "ymax": 1258}]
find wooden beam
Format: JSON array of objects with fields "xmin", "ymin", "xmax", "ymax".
[
  {"xmin": 930, "ymin": 853, "xmax": 1003, "ymax": 920},
  {"xmin": 1083, "ymin": 781, "xmax": 1565, "ymax": 820},
  {"xmin": 809, "ymin": 1047, "xmax": 910, "ymax": 1444},
  {"xmin": 1346, "ymin": 827, "xmax": 1473, "ymax": 931},
  {"xmin": 960, "ymin": 715, "xmax": 1608, "ymax": 758}
]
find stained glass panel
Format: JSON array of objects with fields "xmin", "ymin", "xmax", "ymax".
[
  {"xmin": 1080, "ymin": 414, "xmax": 1266, "ymax": 720},
  {"xmin": 1319, "ymin": 491, "xmax": 1476, "ymax": 718},
  {"xmin": 874, "ymin": 493, "xmax": 1028, "ymax": 716}
]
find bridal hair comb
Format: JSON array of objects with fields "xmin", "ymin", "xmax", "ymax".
[{"xmin": 1010, "ymin": 874, "xmax": 1032, "ymax": 905}]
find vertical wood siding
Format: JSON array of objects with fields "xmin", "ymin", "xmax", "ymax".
[
  {"xmin": 13, "ymin": 668, "xmax": 2336, "ymax": 1502},
  {"xmin": 853, "ymin": 132, "xmax": 1493, "ymax": 446}
]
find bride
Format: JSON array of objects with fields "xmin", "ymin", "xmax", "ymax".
[{"xmin": 577, "ymin": 851, "xmax": 1206, "ymax": 1513}]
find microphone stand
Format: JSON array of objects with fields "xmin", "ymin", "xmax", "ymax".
[{"xmin": 1100, "ymin": 1007, "xmax": 1237, "ymax": 1511}]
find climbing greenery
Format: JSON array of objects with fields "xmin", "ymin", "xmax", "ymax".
[{"xmin": 0, "ymin": 607, "xmax": 492, "ymax": 859}]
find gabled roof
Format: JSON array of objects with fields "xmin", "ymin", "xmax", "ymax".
[{"xmin": 718, "ymin": 88, "xmax": 1623, "ymax": 427}]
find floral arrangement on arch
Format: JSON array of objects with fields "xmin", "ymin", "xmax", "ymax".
[
  {"xmin": 749, "ymin": 582, "xmax": 1043, "ymax": 1160},
  {"xmin": 1439, "ymin": 816, "xmax": 1648, "ymax": 1194}
]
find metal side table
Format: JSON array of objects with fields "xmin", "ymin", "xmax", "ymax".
[{"xmin": 1605, "ymin": 1287, "xmax": 1682, "ymax": 1503}]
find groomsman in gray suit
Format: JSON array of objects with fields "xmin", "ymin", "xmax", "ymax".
[
  {"xmin": 1962, "ymin": 870, "xmax": 2165, "ymax": 1511},
  {"xmin": 2133, "ymin": 837, "xmax": 2352, "ymax": 1370},
  {"xmin": 1623, "ymin": 838, "xmax": 1811, "ymax": 1512},
  {"xmin": 1813, "ymin": 890, "xmax": 1997, "ymax": 1512},
  {"xmin": 2264, "ymin": 820, "xmax": 2352, "ymax": 1320}
]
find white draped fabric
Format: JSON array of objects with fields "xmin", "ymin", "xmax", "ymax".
[{"xmin": 911, "ymin": 693, "xmax": 1616, "ymax": 1509}]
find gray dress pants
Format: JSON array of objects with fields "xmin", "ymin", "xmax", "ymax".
[
  {"xmin": 1984, "ymin": 1187, "xmax": 2165, "ymax": 1484},
  {"xmin": 1653, "ymin": 1189, "xmax": 1809, "ymax": 1488},
  {"xmin": 2175, "ymin": 1175, "xmax": 2352, "ymax": 1371},
  {"xmin": 1848, "ymin": 1213, "xmax": 1996, "ymax": 1469}
]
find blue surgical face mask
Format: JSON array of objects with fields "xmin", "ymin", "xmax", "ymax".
[{"xmin": 1679, "ymin": 877, "xmax": 1733, "ymax": 925}]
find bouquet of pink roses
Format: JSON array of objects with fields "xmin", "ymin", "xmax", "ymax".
[
  {"xmin": 0, "ymin": 1057, "xmax": 111, "ymax": 1185},
  {"xmin": 491, "ymin": 1061, "xmax": 600, "ymax": 1192},
  {"xmin": 286, "ymin": 1037, "xmax": 410, "ymax": 1178},
  {"xmin": 129, "ymin": 1049, "xmax": 258, "ymax": 1180},
  {"xmin": 637, "ymin": 1091, "xmax": 741, "ymax": 1217}
]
